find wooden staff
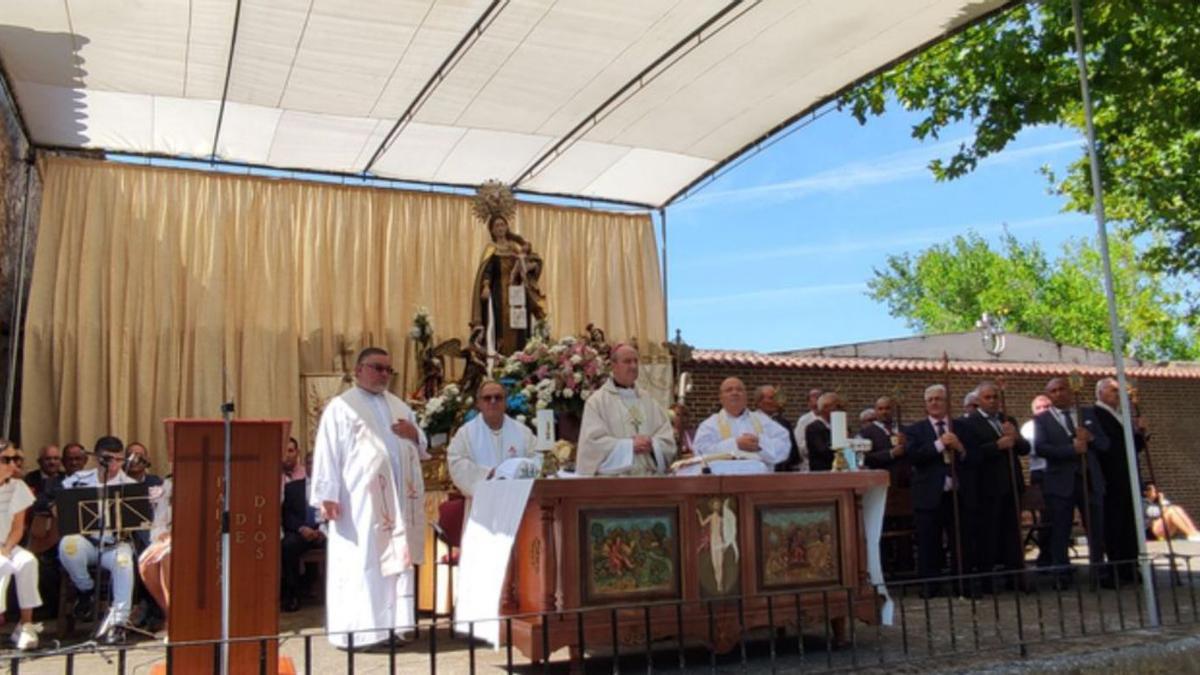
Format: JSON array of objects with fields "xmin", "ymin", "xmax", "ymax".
[
  {"xmin": 996, "ymin": 377, "xmax": 1028, "ymax": 583},
  {"xmin": 942, "ymin": 353, "xmax": 966, "ymax": 592},
  {"xmin": 1130, "ymin": 385, "xmax": 1177, "ymax": 580},
  {"xmin": 1068, "ymin": 371, "xmax": 1093, "ymax": 550}
]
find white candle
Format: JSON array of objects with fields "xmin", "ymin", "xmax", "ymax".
[
  {"xmin": 535, "ymin": 409, "xmax": 556, "ymax": 450},
  {"xmin": 830, "ymin": 411, "xmax": 848, "ymax": 449}
]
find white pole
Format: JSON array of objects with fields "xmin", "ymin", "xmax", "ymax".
[
  {"xmin": 1070, "ymin": 0, "xmax": 1157, "ymax": 625},
  {"xmin": 659, "ymin": 207, "xmax": 669, "ymax": 340},
  {"xmin": 220, "ymin": 372, "xmax": 234, "ymax": 673}
]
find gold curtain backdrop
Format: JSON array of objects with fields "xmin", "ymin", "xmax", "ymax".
[{"xmin": 22, "ymin": 157, "xmax": 666, "ymax": 469}]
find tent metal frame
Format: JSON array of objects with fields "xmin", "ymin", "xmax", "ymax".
[{"xmin": 0, "ymin": 6, "xmax": 1163, "ymax": 629}]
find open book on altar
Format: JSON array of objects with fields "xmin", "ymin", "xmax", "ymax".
[{"xmin": 670, "ymin": 450, "xmax": 763, "ymax": 473}]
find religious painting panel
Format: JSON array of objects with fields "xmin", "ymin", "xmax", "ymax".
[
  {"xmin": 695, "ymin": 496, "xmax": 740, "ymax": 599},
  {"xmin": 755, "ymin": 503, "xmax": 841, "ymax": 590},
  {"xmin": 579, "ymin": 507, "xmax": 680, "ymax": 606}
]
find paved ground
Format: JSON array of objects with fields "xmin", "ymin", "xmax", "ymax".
[{"xmin": 5, "ymin": 541, "xmax": 1200, "ymax": 673}]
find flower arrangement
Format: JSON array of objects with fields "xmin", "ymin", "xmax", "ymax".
[
  {"xmin": 498, "ymin": 332, "xmax": 610, "ymax": 421},
  {"xmin": 409, "ymin": 306, "xmax": 434, "ymax": 343},
  {"xmin": 411, "ymin": 321, "xmax": 612, "ymax": 439},
  {"xmin": 417, "ymin": 383, "xmax": 470, "ymax": 438}
]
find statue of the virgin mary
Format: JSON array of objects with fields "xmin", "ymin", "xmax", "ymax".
[{"xmin": 470, "ymin": 181, "xmax": 546, "ymax": 356}]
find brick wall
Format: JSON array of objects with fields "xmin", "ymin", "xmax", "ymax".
[{"xmin": 686, "ymin": 360, "xmax": 1200, "ymax": 519}]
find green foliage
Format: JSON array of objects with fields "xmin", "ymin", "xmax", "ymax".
[
  {"xmin": 866, "ymin": 230, "xmax": 1198, "ymax": 361},
  {"xmin": 841, "ymin": 1, "xmax": 1200, "ymax": 280}
]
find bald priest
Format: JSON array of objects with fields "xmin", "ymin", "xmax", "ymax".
[
  {"xmin": 683, "ymin": 377, "xmax": 791, "ymax": 475},
  {"xmin": 576, "ymin": 344, "xmax": 676, "ymax": 476}
]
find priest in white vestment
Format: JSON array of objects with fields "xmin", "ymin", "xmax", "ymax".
[
  {"xmin": 577, "ymin": 344, "xmax": 676, "ymax": 476},
  {"xmin": 310, "ymin": 347, "xmax": 427, "ymax": 649},
  {"xmin": 449, "ymin": 381, "xmax": 539, "ymax": 495},
  {"xmin": 685, "ymin": 377, "xmax": 791, "ymax": 475}
]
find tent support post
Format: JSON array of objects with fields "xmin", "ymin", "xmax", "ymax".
[{"xmin": 1070, "ymin": 0, "xmax": 1157, "ymax": 626}]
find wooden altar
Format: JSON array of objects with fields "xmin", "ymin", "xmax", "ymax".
[{"xmin": 502, "ymin": 472, "xmax": 888, "ymax": 661}]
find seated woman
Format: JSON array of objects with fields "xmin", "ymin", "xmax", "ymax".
[
  {"xmin": 1143, "ymin": 481, "xmax": 1200, "ymax": 542},
  {"xmin": 137, "ymin": 478, "xmax": 172, "ymax": 632},
  {"xmin": 0, "ymin": 441, "xmax": 42, "ymax": 650}
]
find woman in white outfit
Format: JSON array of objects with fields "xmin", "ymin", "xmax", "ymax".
[{"xmin": 0, "ymin": 440, "xmax": 42, "ymax": 650}]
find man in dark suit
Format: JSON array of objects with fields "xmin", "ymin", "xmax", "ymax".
[
  {"xmin": 281, "ymin": 473, "xmax": 326, "ymax": 612},
  {"xmin": 959, "ymin": 382, "xmax": 1030, "ymax": 585},
  {"xmin": 1033, "ymin": 377, "xmax": 1110, "ymax": 588},
  {"xmin": 861, "ymin": 396, "xmax": 909, "ymax": 488},
  {"xmin": 804, "ymin": 392, "xmax": 842, "ymax": 472},
  {"xmin": 905, "ymin": 384, "xmax": 974, "ymax": 595},
  {"xmin": 755, "ymin": 385, "xmax": 802, "ymax": 473},
  {"xmin": 1092, "ymin": 377, "xmax": 1145, "ymax": 583}
]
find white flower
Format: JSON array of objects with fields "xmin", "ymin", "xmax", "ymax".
[
  {"xmin": 516, "ymin": 414, "xmax": 527, "ymax": 424},
  {"xmin": 536, "ymin": 400, "xmax": 548, "ymax": 410},
  {"xmin": 409, "ymin": 327, "xmax": 421, "ymax": 339},
  {"xmin": 549, "ymin": 345, "xmax": 567, "ymax": 355},
  {"xmin": 562, "ymin": 388, "xmax": 575, "ymax": 398},
  {"xmin": 445, "ymin": 384, "xmax": 460, "ymax": 396},
  {"xmin": 570, "ymin": 354, "xmax": 582, "ymax": 365}
]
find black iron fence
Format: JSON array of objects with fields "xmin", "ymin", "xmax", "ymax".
[{"xmin": 5, "ymin": 553, "xmax": 1198, "ymax": 674}]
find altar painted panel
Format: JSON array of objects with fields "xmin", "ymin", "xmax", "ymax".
[
  {"xmin": 579, "ymin": 507, "xmax": 681, "ymax": 606},
  {"xmin": 696, "ymin": 496, "xmax": 741, "ymax": 599},
  {"xmin": 754, "ymin": 502, "xmax": 841, "ymax": 590}
]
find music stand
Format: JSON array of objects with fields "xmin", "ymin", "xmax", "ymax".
[
  {"xmin": 56, "ymin": 483, "xmax": 154, "ymax": 638},
  {"xmin": 57, "ymin": 483, "xmax": 153, "ymax": 538}
]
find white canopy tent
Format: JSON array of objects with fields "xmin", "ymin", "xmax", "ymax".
[
  {"xmin": 0, "ymin": 0, "xmax": 1014, "ymax": 208},
  {"xmin": 0, "ymin": 0, "xmax": 1163, "ymax": 641}
]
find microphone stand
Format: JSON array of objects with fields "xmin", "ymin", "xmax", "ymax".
[
  {"xmin": 93, "ymin": 457, "xmax": 111, "ymax": 636},
  {"xmin": 220, "ymin": 394, "xmax": 235, "ymax": 675}
]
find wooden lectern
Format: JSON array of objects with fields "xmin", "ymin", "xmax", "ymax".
[{"xmin": 165, "ymin": 419, "xmax": 290, "ymax": 674}]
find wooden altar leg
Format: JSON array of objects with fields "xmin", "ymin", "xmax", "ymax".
[
  {"xmin": 540, "ymin": 504, "xmax": 557, "ymax": 612},
  {"xmin": 501, "ymin": 556, "xmax": 519, "ymax": 614}
]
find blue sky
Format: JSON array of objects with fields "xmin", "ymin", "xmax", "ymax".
[{"xmin": 663, "ymin": 106, "xmax": 1098, "ymax": 353}]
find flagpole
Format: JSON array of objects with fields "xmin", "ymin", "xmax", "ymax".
[{"xmin": 1070, "ymin": 0, "xmax": 1156, "ymax": 625}]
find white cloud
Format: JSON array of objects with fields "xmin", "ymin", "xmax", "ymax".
[
  {"xmin": 678, "ymin": 138, "xmax": 1082, "ymax": 209},
  {"xmin": 673, "ymin": 213, "xmax": 1085, "ymax": 270}
]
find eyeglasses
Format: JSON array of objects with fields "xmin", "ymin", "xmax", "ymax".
[
  {"xmin": 479, "ymin": 394, "xmax": 505, "ymax": 403},
  {"xmin": 0, "ymin": 455, "xmax": 23, "ymax": 465},
  {"xmin": 363, "ymin": 363, "xmax": 396, "ymax": 375}
]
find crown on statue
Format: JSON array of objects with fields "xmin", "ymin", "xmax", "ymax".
[{"xmin": 472, "ymin": 179, "xmax": 517, "ymax": 224}]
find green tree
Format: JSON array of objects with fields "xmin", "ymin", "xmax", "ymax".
[
  {"xmin": 842, "ymin": 1, "xmax": 1200, "ymax": 280},
  {"xmin": 867, "ymin": 230, "xmax": 1197, "ymax": 361}
]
